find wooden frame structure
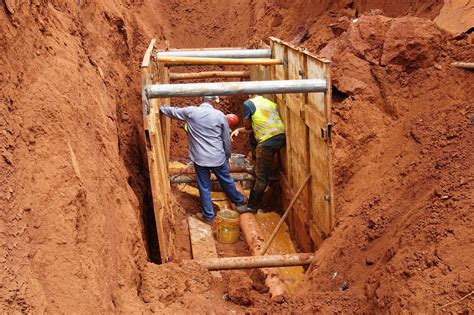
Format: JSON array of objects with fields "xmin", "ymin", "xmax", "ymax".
[
  {"xmin": 141, "ymin": 38, "xmax": 334, "ymax": 262},
  {"xmin": 263, "ymin": 37, "xmax": 334, "ymax": 250},
  {"xmin": 141, "ymin": 39, "xmax": 174, "ymax": 263}
]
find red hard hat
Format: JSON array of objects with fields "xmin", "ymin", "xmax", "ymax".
[{"xmin": 226, "ymin": 114, "xmax": 239, "ymax": 129}]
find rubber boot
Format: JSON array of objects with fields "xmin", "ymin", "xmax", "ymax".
[{"xmin": 247, "ymin": 189, "xmax": 264, "ymax": 211}]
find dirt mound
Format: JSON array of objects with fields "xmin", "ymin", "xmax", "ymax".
[
  {"xmin": 140, "ymin": 261, "xmax": 224, "ymax": 313},
  {"xmin": 294, "ymin": 14, "xmax": 474, "ymax": 313}
]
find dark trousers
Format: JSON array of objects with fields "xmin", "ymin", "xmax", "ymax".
[
  {"xmin": 194, "ymin": 162, "xmax": 245, "ymax": 221},
  {"xmin": 248, "ymin": 134, "xmax": 285, "ymax": 209}
]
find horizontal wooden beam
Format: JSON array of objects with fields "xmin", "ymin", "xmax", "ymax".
[
  {"xmin": 157, "ymin": 48, "xmax": 271, "ymax": 59},
  {"xmin": 170, "ymin": 71, "xmax": 250, "ymax": 81},
  {"xmin": 157, "ymin": 56, "xmax": 282, "ymax": 66},
  {"xmin": 194, "ymin": 253, "xmax": 315, "ymax": 271},
  {"xmin": 145, "ymin": 79, "xmax": 327, "ymax": 98}
]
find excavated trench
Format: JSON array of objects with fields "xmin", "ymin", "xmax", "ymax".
[{"xmin": 3, "ymin": 0, "xmax": 473, "ymax": 313}]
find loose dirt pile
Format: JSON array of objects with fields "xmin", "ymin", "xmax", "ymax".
[
  {"xmin": 294, "ymin": 14, "xmax": 473, "ymax": 313},
  {"xmin": 1, "ymin": 0, "xmax": 472, "ymax": 313}
]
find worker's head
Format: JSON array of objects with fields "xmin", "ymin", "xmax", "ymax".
[
  {"xmin": 226, "ymin": 114, "xmax": 239, "ymax": 130},
  {"xmin": 202, "ymin": 95, "xmax": 220, "ymax": 103}
]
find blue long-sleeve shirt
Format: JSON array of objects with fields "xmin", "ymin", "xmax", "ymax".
[{"xmin": 160, "ymin": 103, "xmax": 231, "ymax": 167}]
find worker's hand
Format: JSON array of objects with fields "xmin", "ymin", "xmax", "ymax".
[{"xmin": 230, "ymin": 129, "xmax": 240, "ymax": 142}]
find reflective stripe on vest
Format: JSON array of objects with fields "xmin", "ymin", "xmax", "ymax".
[{"xmin": 250, "ymin": 96, "xmax": 285, "ymax": 143}]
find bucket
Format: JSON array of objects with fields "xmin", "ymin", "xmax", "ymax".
[{"xmin": 215, "ymin": 209, "xmax": 240, "ymax": 244}]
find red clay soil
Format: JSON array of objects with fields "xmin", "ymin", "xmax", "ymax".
[{"xmin": 1, "ymin": 0, "xmax": 473, "ymax": 313}]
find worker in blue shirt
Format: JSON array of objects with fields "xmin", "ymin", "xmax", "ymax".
[{"xmin": 160, "ymin": 96, "xmax": 247, "ymax": 223}]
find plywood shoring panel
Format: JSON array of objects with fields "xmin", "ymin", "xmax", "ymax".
[{"xmin": 269, "ymin": 37, "xmax": 334, "ymax": 249}]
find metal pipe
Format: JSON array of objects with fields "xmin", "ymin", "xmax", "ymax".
[
  {"xmin": 452, "ymin": 62, "xmax": 474, "ymax": 70},
  {"xmin": 146, "ymin": 79, "xmax": 327, "ymax": 98},
  {"xmin": 157, "ymin": 56, "xmax": 281, "ymax": 66},
  {"xmin": 170, "ymin": 71, "xmax": 250, "ymax": 81},
  {"xmin": 170, "ymin": 173, "xmax": 254, "ymax": 184},
  {"xmin": 167, "ymin": 47, "xmax": 243, "ymax": 51},
  {"xmin": 239, "ymin": 212, "xmax": 288, "ymax": 301},
  {"xmin": 156, "ymin": 48, "xmax": 272, "ymax": 59},
  {"xmin": 195, "ymin": 253, "xmax": 315, "ymax": 271},
  {"xmin": 169, "ymin": 165, "xmax": 253, "ymax": 176}
]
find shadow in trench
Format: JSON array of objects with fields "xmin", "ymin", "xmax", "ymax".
[{"xmin": 123, "ymin": 124, "xmax": 162, "ymax": 264}]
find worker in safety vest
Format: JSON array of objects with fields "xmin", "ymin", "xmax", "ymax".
[
  {"xmin": 231, "ymin": 95, "xmax": 285, "ymax": 212},
  {"xmin": 161, "ymin": 96, "xmax": 247, "ymax": 224}
]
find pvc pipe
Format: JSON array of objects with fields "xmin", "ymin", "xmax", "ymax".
[
  {"xmin": 170, "ymin": 71, "xmax": 250, "ymax": 81},
  {"xmin": 195, "ymin": 253, "xmax": 315, "ymax": 271},
  {"xmin": 146, "ymin": 79, "xmax": 327, "ymax": 98},
  {"xmin": 156, "ymin": 48, "xmax": 272, "ymax": 59},
  {"xmin": 157, "ymin": 56, "xmax": 281, "ymax": 66},
  {"xmin": 452, "ymin": 62, "xmax": 474, "ymax": 70}
]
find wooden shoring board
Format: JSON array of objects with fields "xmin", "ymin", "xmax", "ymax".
[
  {"xmin": 279, "ymin": 172, "xmax": 313, "ymax": 252},
  {"xmin": 271, "ymin": 41, "xmax": 291, "ymax": 182},
  {"xmin": 157, "ymin": 64, "xmax": 171, "ymax": 163},
  {"xmin": 306, "ymin": 57, "xmax": 334, "ymax": 239},
  {"xmin": 142, "ymin": 39, "xmax": 174, "ymax": 263},
  {"xmin": 144, "ymin": 107, "xmax": 173, "ymax": 262},
  {"xmin": 188, "ymin": 216, "xmax": 222, "ymax": 279},
  {"xmin": 285, "ymin": 48, "xmax": 311, "ymax": 242},
  {"xmin": 269, "ymin": 37, "xmax": 334, "ymax": 248}
]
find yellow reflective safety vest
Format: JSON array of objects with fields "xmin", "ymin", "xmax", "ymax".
[{"xmin": 250, "ymin": 96, "xmax": 285, "ymax": 143}]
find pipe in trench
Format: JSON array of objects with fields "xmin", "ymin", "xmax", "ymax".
[
  {"xmin": 145, "ymin": 79, "xmax": 327, "ymax": 98},
  {"xmin": 157, "ymin": 56, "xmax": 281, "ymax": 66},
  {"xmin": 156, "ymin": 48, "xmax": 272, "ymax": 59},
  {"xmin": 169, "ymin": 165, "xmax": 253, "ymax": 176},
  {"xmin": 170, "ymin": 71, "xmax": 250, "ymax": 81},
  {"xmin": 170, "ymin": 173, "xmax": 254, "ymax": 184},
  {"xmin": 239, "ymin": 212, "xmax": 289, "ymax": 302},
  {"xmin": 195, "ymin": 253, "xmax": 315, "ymax": 271}
]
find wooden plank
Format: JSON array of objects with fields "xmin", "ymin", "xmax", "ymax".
[
  {"xmin": 271, "ymin": 41, "xmax": 291, "ymax": 183},
  {"xmin": 286, "ymin": 94, "xmax": 304, "ymax": 118},
  {"xmin": 286, "ymin": 49, "xmax": 307, "ymax": 110},
  {"xmin": 270, "ymin": 37, "xmax": 334, "ymax": 251},
  {"xmin": 309, "ymin": 224, "xmax": 325, "ymax": 247},
  {"xmin": 304, "ymin": 105, "xmax": 326, "ymax": 136},
  {"xmin": 307, "ymin": 59, "xmax": 326, "ymax": 113},
  {"xmin": 141, "ymin": 39, "xmax": 156, "ymax": 68},
  {"xmin": 249, "ymin": 65, "xmax": 259, "ymax": 81},
  {"xmin": 146, "ymin": 108, "xmax": 172, "ymax": 262},
  {"xmin": 158, "ymin": 65, "xmax": 171, "ymax": 163},
  {"xmin": 142, "ymin": 48, "xmax": 175, "ymax": 262},
  {"xmin": 309, "ymin": 129, "xmax": 332, "ymax": 236},
  {"xmin": 188, "ymin": 216, "xmax": 222, "ymax": 279},
  {"xmin": 143, "ymin": 54, "xmax": 175, "ymax": 262},
  {"xmin": 289, "ymin": 203, "xmax": 314, "ymax": 252}
]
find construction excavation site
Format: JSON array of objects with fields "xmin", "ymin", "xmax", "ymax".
[{"xmin": 1, "ymin": 0, "xmax": 473, "ymax": 313}]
